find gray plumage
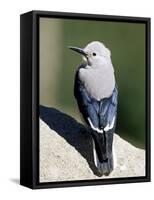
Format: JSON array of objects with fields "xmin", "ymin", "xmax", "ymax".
[
  {"xmin": 79, "ymin": 65, "xmax": 115, "ymax": 101},
  {"xmin": 79, "ymin": 41, "xmax": 115, "ymax": 101}
]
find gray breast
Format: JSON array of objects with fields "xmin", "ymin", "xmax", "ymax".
[{"xmin": 79, "ymin": 66, "xmax": 115, "ymax": 101}]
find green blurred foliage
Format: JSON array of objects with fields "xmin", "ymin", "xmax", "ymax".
[{"xmin": 56, "ymin": 20, "xmax": 145, "ymax": 148}]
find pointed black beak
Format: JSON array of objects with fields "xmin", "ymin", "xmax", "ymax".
[{"xmin": 68, "ymin": 46, "xmax": 88, "ymax": 58}]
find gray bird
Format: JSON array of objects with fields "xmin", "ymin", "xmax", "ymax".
[{"xmin": 69, "ymin": 41, "xmax": 118, "ymax": 176}]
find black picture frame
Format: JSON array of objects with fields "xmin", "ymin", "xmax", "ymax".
[{"xmin": 20, "ymin": 10, "xmax": 151, "ymax": 189}]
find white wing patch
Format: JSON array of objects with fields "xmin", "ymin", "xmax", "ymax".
[
  {"xmin": 104, "ymin": 116, "xmax": 115, "ymax": 132},
  {"xmin": 88, "ymin": 117, "xmax": 115, "ymax": 133},
  {"xmin": 88, "ymin": 118, "xmax": 103, "ymax": 133}
]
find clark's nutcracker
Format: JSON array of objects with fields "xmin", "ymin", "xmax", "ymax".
[{"xmin": 69, "ymin": 41, "xmax": 118, "ymax": 176}]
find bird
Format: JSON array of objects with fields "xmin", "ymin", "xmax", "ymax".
[{"xmin": 68, "ymin": 41, "xmax": 118, "ymax": 176}]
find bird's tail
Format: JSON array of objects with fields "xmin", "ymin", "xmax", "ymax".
[{"xmin": 91, "ymin": 130, "xmax": 114, "ymax": 176}]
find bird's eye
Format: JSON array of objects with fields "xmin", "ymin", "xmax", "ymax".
[{"xmin": 93, "ymin": 52, "xmax": 96, "ymax": 56}]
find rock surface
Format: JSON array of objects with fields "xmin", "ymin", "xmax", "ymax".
[{"xmin": 39, "ymin": 106, "xmax": 145, "ymax": 182}]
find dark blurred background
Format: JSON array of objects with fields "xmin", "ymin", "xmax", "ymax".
[{"xmin": 39, "ymin": 17, "xmax": 145, "ymax": 148}]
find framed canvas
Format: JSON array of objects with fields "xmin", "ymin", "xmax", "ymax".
[{"xmin": 20, "ymin": 10, "xmax": 151, "ymax": 189}]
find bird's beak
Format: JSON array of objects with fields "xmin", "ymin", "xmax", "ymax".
[{"xmin": 68, "ymin": 46, "xmax": 88, "ymax": 58}]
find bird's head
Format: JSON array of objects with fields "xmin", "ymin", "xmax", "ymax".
[{"xmin": 69, "ymin": 41, "xmax": 111, "ymax": 67}]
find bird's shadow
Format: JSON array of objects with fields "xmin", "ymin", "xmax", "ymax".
[{"xmin": 40, "ymin": 105, "xmax": 100, "ymax": 176}]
